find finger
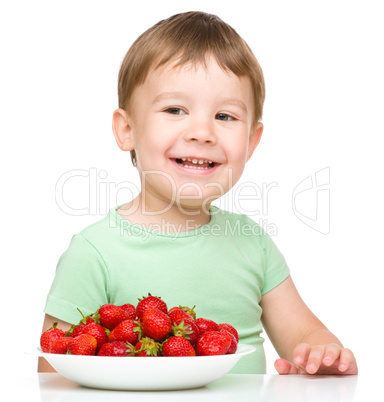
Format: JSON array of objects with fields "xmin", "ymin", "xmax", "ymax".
[
  {"xmin": 322, "ymin": 343, "xmax": 342, "ymax": 367},
  {"xmin": 274, "ymin": 358, "xmax": 300, "ymax": 375},
  {"xmin": 305, "ymin": 345, "xmax": 326, "ymax": 374},
  {"xmin": 338, "ymin": 348, "xmax": 355, "ymax": 372},
  {"xmin": 292, "ymin": 343, "xmax": 311, "ymax": 367}
]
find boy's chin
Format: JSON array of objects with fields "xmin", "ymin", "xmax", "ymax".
[{"xmin": 173, "ymin": 197, "xmax": 216, "ymax": 213}]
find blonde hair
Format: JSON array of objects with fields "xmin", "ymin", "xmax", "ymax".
[{"xmin": 117, "ymin": 11, "xmax": 265, "ymax": 166}]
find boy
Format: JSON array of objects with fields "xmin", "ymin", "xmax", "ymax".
[{"xmin": 39, "ymin": 11, "xmax": 357, "ymax": 375}]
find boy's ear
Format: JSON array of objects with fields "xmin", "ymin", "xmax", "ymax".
[
  {"xmin": 112, "ymin": 108, "xmax": 135, "ymax": 151},
  {"xmin": 247, "ymin": 122, "xmax": 263, "ymax": 162}
]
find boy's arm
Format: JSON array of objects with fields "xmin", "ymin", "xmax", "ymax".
[
  {"xmin": 260, "ymin": 276, "xmax": 358, "ymax": 375},
  {"xmin": 38, "ymin": 314, "xmax": 72, "ymax": 373}
]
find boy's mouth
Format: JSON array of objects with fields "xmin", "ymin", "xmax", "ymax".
[{"xmin": 174, "ymin": 158, "xmax": 216, "ymax": 170}]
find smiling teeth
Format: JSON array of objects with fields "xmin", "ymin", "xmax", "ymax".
[
  {"xmin": 183, "ymin": 165, "xmax": 210, "ymax": 169},
  {"xmin": 176, "ymin": 158, "xmax": 214, "ymax": 169},
  {"xmin": 184, "ymin": 158, "xmax": 207, "ymax": 164}
]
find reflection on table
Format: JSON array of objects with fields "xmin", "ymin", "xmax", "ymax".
[{"xmin": 36, "ymin": 373, "xmax": 359, "ymax": 402}]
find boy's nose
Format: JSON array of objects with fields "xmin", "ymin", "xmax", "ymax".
[{"xmin": 183, "ymin": 119, "xmax": 217, "ymax": 145}]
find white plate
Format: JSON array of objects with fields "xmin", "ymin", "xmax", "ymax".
[{"xmin": 38, "ymin": 343, "xmax": 255, "ymax": 390}]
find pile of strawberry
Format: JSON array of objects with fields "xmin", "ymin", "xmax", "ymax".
[{"xmin": 40, "ymin": 294, "xmax": 239, "ymax": 357}]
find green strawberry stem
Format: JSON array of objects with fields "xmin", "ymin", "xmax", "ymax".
[
  {"xmin": 132, "ymin": 321, "xmax": 143, "ymax": 339},
  {"xmin": 77, "ymin": 307, "xmax": 87, "ymax": 324},
  {"xmin": 138, "ymin": 292, "xmax": 163, "ymax": 301},
  {"xmin": 77, "ymin": 307, "xmax": 100, "ymax": 325},
  {"xmin": 180, "ymin": 305, "xmax": 197, "ymax": 320},
  {"xmin": 172, "ymin": 320, "xmax": 193, "ymax": 340}
]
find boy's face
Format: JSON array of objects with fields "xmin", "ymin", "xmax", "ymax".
[{"xmin": 115, "ymin": 56, "xmax": 262, "ymax": 212}]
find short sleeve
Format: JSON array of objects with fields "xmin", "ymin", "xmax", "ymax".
[
  {"xmin": 259, "ymin": 230, "xmax": 290, "ymax": 295},
  {"xmin": 44, "ymin": 234, "xmax": 110, "ymax": 324}
]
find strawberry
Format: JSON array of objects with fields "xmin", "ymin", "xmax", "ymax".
[
  {"xmin": 218, "ymin": 323, "xmax": 239, "ymax": 343},
  {"xmin": 40, "ymin": 322, "xmax": 65, "ymax": 353},
  {"xmin": 141, "ymin": 307, "xmax": 172, "ymax": 341},
  {"xmin": 135, "ymin": 337, "xmax": 162, "ymax": 357},
  {"xmin": 69, "ymin": 324, "xmax": 87, "ymax": 338},
  {"xmin": 70, "ymin": 321, "xmax": 108, "ymax": 345},
  {"xmin": 172, "ymin": 319, "xmax": 200, "ymax": 347},
  {"xmin": 168, "ymin": 308, "xmax": 194, "ymax": 324},
  {"xmin": 136, "ymin": 293, "xmax": 168, "ymax": 319},
  {"xmin": 162, "ymin": 336, "xmax": 196, "ymax": 356},
  {"xmin": 168, "ymin": 306, "xmax": 182, "ymax": 315},
  {"xmin": 97, "ymin": 304, "xmax": 130, "ymax": 330},
  {"xmin": 224, "ymin": 332, "xmax": 238, "ymax": 354},
  {"xmin": 178, "ymin": 305, "xmax": 197, "ymax": 320},
  {"xmin": 50, "ymin": 337, "xmax": 72, "ymax": 354},
  {"xmin": 217, "ymin": 323, "xmax": 239, "ymax": 354},
  {"xmin": 84, "ymin": 317, "xmax": 96, "ymax": 324},
  {"xmin": 195, "ymin": 318, "xmax": 219, "ymax": 335},
  {"xmin": 98, "ymin": 341, "xmax": 135, "ymax": 357},
  {"xmin": 183, "ymin": 306, "xmax": 196, "ymax": 320},
  {"xmin": 119, "ymin": 303, "xmax": 136, "ymax": 320},
  {"xmin": 196, "ymin": 331, "xmax": 232, "ymax": 356},
  {"xmin": 74, "ymin": 323, "xmax": 108, "ymax": 351},
  {"xmin": 67, "ymin": 334, "xmax": 97, "ymax": 355},
  {"xmin": 108, "ymin": 320, "xmax": 141, "ymax": 344}
]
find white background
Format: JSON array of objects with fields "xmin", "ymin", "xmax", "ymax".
[{"xmin": 1, "ymin": 0, "xmax": 383, "ymax": 377}]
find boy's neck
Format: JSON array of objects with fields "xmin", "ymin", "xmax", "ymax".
[{"xmin": 117, "ymin": 194, "xmax": 211, "ymax": 233}]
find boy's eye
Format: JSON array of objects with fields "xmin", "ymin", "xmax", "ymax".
[
  {"xmin": 164, "ymin": 107, "xmax": 186, "ymax": 115},
  {"xmin": 215, "ymin": 113, "xmax": 235, "ymax": 121}
]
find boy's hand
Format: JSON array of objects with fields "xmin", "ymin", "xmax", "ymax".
[{"xmin": 274, "ymin": 343, "xmax": 358, "ymax": 375}]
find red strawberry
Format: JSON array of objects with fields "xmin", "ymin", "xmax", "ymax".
[
  {"xmin": 73, "ymin": 323, "xmax": 108, "ymax": 351},
  {"xmin": 196, "ymin": 331, "xmax": 232, "ymax": 356},
  {"xmin": 168, "ymin": 305, "xmax": 196, "ymax": 318},
  {"xmin": 175, "ymin": 305, "xmax": 196, "ymax": 320},
  {"xmin": 136, "ymin": 293, "xmax": 168, "ymax": 319},
  {"xmin": 119, "ymin": 303, "xmax": 136, "ymax": 320},
  {"xmin": 67, "ymin": 334, "xmax": 97, "ymax": 355},
  {"xmin": 195, "ymin": 318, "xmax": 219, "ymax": 335},
  {"xmin": 108, "ymin": 320, "xmax": 141, "ymax": 344},
  {"xmin": 224, "ymin": 332, "xmax": 238, "ymax": 354},
  {"xmin": 141, "ymin": 308, "xmax": 172, "ymax": 341},
  {"xmin": 98, "ymin": 341, "xmax": 135, "ymax": 357},
  {"xmin": 70, "ymin": 324, "xmax": 87, "ymax": 338},
  {"xmin": 85, "ymin": 317, "xmax": 96, "ymax": 324},
  {"xmin": 182, "ymin": 305, "xmax": 196, "ymax": 320},
  {"xmin": 97, "ymin": 304, "xmax": 130, "ymax": 330},
  {"xmin": 168, "ymin": 308, "xmax": 194, "ymax": 324},
  {"xmin": 168, "ymin": 306, "xmax": 182, "ymax": 315},
  {"xmin": 135, "ymin": 337, "xmax": 162, "ymax": 357},
  {"xmin": 50, "ymin": 337, "xmax": 72, "ymax": 354},
  {"xmin": 162, "ymin": 336, "xmax": 196, "ymax": 356},
  {"xmin": 217, "ymin": 323, "xmax": 239, "ymax": 354},
  {"xmin": 40, "ymin": 322, "xmax": 65, "ymax": 353},
  {"xmin": 217, "ymin": 323, "xmax": 239, "ymax": 343},
  {"xmin": 172, "ymin": 319, "xmax": 200, "ymax": 347}
]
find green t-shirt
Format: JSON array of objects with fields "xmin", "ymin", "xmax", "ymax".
[{"xmin": 44, "ymin": 206, "xmax": 290, "ymax": 374}]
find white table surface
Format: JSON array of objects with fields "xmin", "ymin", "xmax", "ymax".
[{"xmin": 3, "ymin": 370, "xmax": 378, "ymax": 402}]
